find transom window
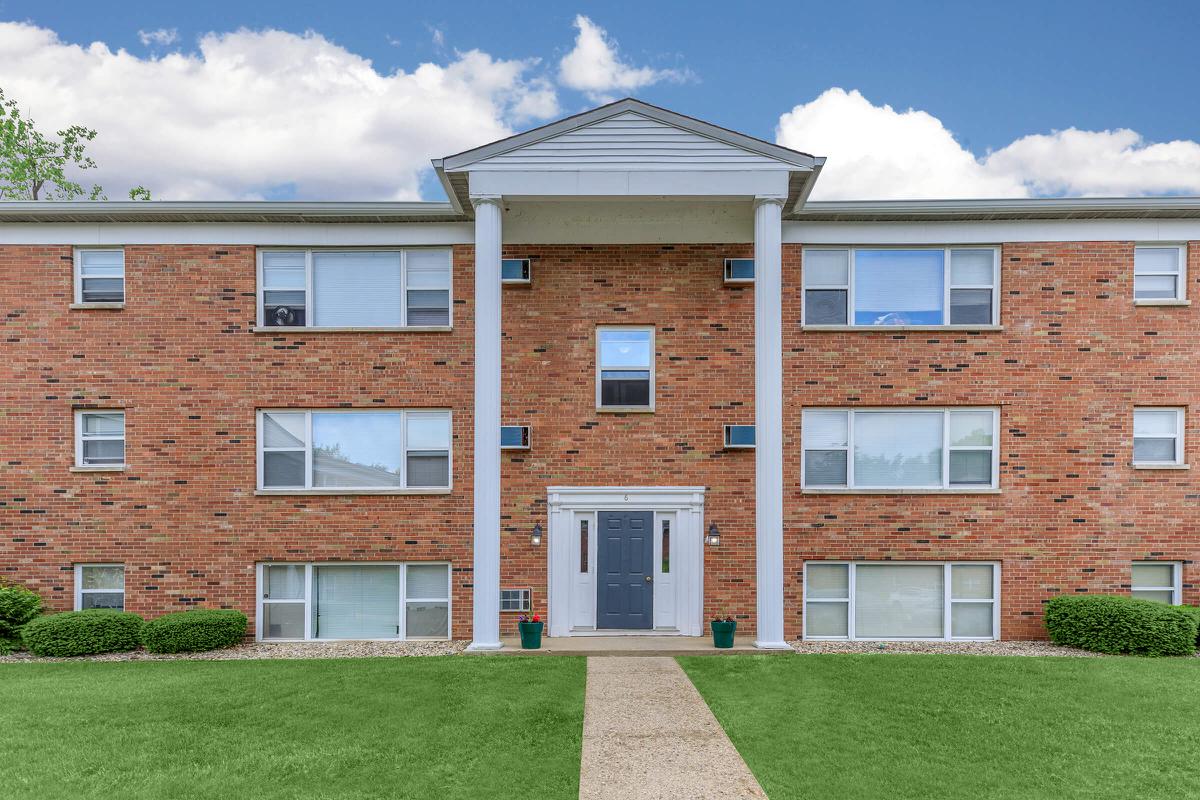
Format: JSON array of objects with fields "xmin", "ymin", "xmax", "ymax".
[
  {"xmin": 257, "ymin": 410, "xmax": 451, "ymax": 491},
  {"xmin": 75, "ymin": 410, "xmax": 125, "ymax": 468},
  {"xmin": 597, "ymin": 327, "xmax": 654, "ymax": 410},
  {"xmin": 1134, "ymin": 245, "xmax": 1186, "ymax": 302},
  {"xmin": 74, "ymin": 248, "xmax": 125, "ymax": 304},
  {"xmin": 803, "ymin": 247, "xmax": 998, "ymax": 327},
  {"xmin": 1131, "ymin": 562, "xmax": 1182, "ymax": 605},
  {"xmin": 1133, "ymin": 407, "xmax": 1185, "ymax": 466},
  {"xmin": 258, "ymin": 562, "xmax": 450, "ymax": 640},
  {"xmin": 258, "ymin": 249, "xmax": 451, "ymax": 329},
  {"xmin": 75, "ymin": 564, "xmax": 125, "ymax": 610},
  {"xmin": 803, "ymin": 408, "xmax": 999, "ymax": 490},
  {"xmin": 805, "ymin": 562, "xmax": 998, "ymax": 640}
]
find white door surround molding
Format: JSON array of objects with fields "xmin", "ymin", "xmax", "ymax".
[{"xmin": 546, "ymin": 486, "xmax": 706, "ymax": 638}]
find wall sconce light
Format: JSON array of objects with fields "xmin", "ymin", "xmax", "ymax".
[
  {"xmin": 530, "ymin": 523, "xmax": 543, "ymax": 547},
  {"xmin": 705, "ymin": 523, "xmax": 720, "ymax": 547}
]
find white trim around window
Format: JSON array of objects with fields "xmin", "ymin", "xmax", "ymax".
[
  {"xmin": 74, "ymin": 563, "xmax": 126, "ymax": 611},
  {"xmin": 255, "ymin": 248, "xmax": 453, "ymax": 331},
  {"xmin": 256, "ymin": 409, "xmax": 452, "ymax": 494},
  {"xmin": 802, "ymin": 407, "xmax": 1000, "ymax": 492},
  {"xmin": 74, "ymin": 410, "xmax": 126, "ymax": 470},
  {"xmin": 1132, "ymin": 407, "xmax": 1186, "ymax": 468},
  {"xmin": 1133, "ymin": 244, "xmax": 1188, "ymax": 304},
  {"xmin": 72, "ymin": 247, "xmax": 125, "ymax": 307},
  {"xmin": 1131, "ymin": 561, "xmax": 1182, "ymax": 605},
  {"xmin": 254, "ymin": 562, "xmax": 452, "ymax": 641},
  {"xmin": 802, "ymin": 246, "xmax": 1001, "ymax": 329},
  {"xmin": 596, "ymin": 326, "xmax": 655, "ymax": 412},
  {"xmin": 803, "ymin": 561, "xmax": 1000, "ymax": 641}
]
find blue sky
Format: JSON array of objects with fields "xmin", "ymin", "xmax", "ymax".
[{"xmin": 1, "ymin": 0, "xmax": 1198, "ymax": 200}]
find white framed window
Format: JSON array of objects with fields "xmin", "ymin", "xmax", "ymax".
[
  {"xmin": 257, "ymin": 248, "xmax": 452, "ymax": 329},
  {"xmin": 804, "ymin": 561, "xmax": 999, "ymax": 640},
  {"xmin": 257, "ymin": 409, "xmax": 451, "ymax": 491},
  {"xmin": 500, "ymin": 588, "xmax": 532, "ymax": 612},
  {"xmin": 1133, "ymin": 407, "xmax": 1185, "ymax": 466},
  {"xmin": 1134, "ymin": 244, "xmax": 1186, "ymax": 302},
  {"xmin": 75, "ymin": 564, "xmax": 125, "ymax": 610},
  {"xmin": 596, "ymin": 327, "xmax": 654, "ymax": 411},
  {"xmin": 1131, "ymin": 562, "xmax": 1182, "ymax": 605},
  {"xmin": 75, "ymin": 410, "xmax": 126, "ymax": 468},
  {"xmin": 74, "ymin": 248, "xmax": 125, "ymax": 305},
  {"xmin": 802, "ymin": 408, "xmax": 999, "ymax": 491},
  {"xmin": 803, "ymin": 247, "xmax": 999, "ymax": 327},
  {"xmin": 256, "ymin": 562, "xmax": 450, "ymax": 641}
]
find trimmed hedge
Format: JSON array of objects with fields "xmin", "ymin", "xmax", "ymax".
[
  {"xmin": 141, "ymin": 609, "xmax": 247, "ymax": 654},
  {"xmin": 22, "ymin": 610, "xmax": 144, "ymax": 657},
  {"xmin": 1044, "ymin": 595, "xmax": 1199, "ymax": 656},
  {"xmin": 0, "ymin": 584, "xmax": 43, "ymax": 653}
]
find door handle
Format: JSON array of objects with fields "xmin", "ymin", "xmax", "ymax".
[{"xmin": 644, "ymin": 575, "xmax": 653, "ymax": 583}]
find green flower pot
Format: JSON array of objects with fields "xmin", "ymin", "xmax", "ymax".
[
  {"xmin": 518, "ymin": 621, "xmax": 544, "ymax": 649},
  {"xmin": 711, "ymin": 620, "xmax": 736, "ymax": 649}
]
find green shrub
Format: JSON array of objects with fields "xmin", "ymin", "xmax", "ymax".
[
  {"xmin": 22, "ymin": 610, "xmax": 144, "ymax": 657},
  {"xmin": 141, "ymin": 609, "xmax": 247, "ymax": 654},
  {"xmin": 0, "ymin": 584, "xmax": 43, "ymax": 653},
  {"xmin": 1044, "ymin": 595, "xmax": 1198, "ymax": 656}
]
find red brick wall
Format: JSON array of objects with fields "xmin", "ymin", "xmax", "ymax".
[{"xmin": 782, "ymin": 241, "xmax": 1200, "ymax": 639}]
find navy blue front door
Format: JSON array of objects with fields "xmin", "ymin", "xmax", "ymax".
[{"xmin": 596, "ymin": 511, "xmax": 654, "ymax": 629}]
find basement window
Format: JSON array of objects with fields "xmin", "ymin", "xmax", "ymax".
[
  {"xmin": 500, "ymin": 588, "xmax": 532, "ymax": 612},
  {"xmin": 1131, "ymin": 562, "xmax": 1181, "ymax": 605},
  {"xmin": 75, "ymin": 564, "xmax": 125, "ymax": 611}
]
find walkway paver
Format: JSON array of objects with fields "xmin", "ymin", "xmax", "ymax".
[{"xmin": 579, "ymin": 656, "xmax": 767, "ymax": 799}]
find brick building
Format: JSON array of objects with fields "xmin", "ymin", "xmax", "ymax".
[{"xmin": 2, "ymin": 99, "xmax": 1195, "ymax": 647}]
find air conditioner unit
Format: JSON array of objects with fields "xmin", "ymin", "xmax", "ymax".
[
  {"xmin": 500, "ymin": 425, "xmax": 531, "ymax": 450},
  {"xmin": 264, "ymin": 304, "xmax": 305, "ymax": 326},
  {"xmin": 723, "ymin": 424, "xmax": 755, "ymax": 449},
  {"xmin": 502, "ymin": 258, "xmax": 531, "ymax": 284},
  {"xmin": 724, "ymin": 258, "xmax": 755, "ymax": 284}
]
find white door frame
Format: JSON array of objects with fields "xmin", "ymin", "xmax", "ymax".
[{"xmin": 547, "ymin": 486, "xmax": 705, "ymax": 637}]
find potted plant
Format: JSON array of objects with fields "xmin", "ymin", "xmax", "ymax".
[
  {"xmin": 710, "ymin": 615, "xmax": 736, "ymax": 648},
  {"xmin": 518, "ymin": 613, "xmax": 544, "ymax": 649}
]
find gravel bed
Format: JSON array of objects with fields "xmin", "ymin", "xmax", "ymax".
[
  {"xmin": 788, "ymin": 640, "xmax": 1111, "ymax": 657},
  {"xmin": 0, "ymin": 639, "xmax": 466, "ymax": 664}
]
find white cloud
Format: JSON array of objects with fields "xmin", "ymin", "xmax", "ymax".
[
  {"xmin": 0, "ymin": 22, "xmax": 560, "ymax": 200},
  {"xmin": 558, "ymin": 15, "xmax": 688, "ymax": 102},
  {"xmin": 137, "ymin": 28, "xmax": 178, "ymax": 47},
  {"xmin": 778, "ymin": 88, "xmax": 1200, "ymax": 200}
]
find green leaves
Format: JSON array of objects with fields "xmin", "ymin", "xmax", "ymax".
[{"xmin": 1045, "ymin": 594, "xmax": 1199, "ymax": 656}]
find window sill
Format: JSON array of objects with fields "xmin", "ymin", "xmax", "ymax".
[
  {"xmin": 70, "ymin": 465, "xmax": 126, "ymax": 472},
  {"xmin": 803, "ymin": 487, "xmax": 1001, "ymax": 495},
  {"xmin": 595, "ymin": 407, "xmax": 655, "ymax": 414},
  {"xmin": 255, "ymin": 488, "xmax": 452, "ymax": 496},
  {"xmin": 1134, "ymin": 299, "xmax": 1190, "ymax": 306},
  {"xmin": 69, "ymin": 302, "xmax": 125, "ymax": 310},
  {"xmin": 252, "ymin": 326, "xmax": 453, "ymax": 333},
  {"xmin": 1131, "ymin": 463, "xmax": 1190, "ymax": 470},
  {"xmin": 802, "ymin": 324, "xmax": 1003, "ymax": 332}
]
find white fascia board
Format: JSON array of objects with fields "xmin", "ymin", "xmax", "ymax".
[
  {"xmin": 469, "ymin": 169, "xmax": 790, "ymax": 199},
  {"xmin": 0, "ymin": 222, "xmax": 474, "ymax": 246},
  {"xmin": 785, "ymin": 219, "xmax": 1200, "ymax": 244}
]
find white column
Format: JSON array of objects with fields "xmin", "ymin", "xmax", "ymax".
[
  {"xmin": 467, "ymin": 195, "xmax": 503, "ymax": 650},
  {"xmin": 753, "ymin": 196, "xmax": 789, "ymax": 649}
]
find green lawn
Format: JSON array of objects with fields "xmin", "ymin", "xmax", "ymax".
[
  {"xmin": 1, "ymin": 656, "xmax": 586, "ymax": 800},
  {"xmin": 681, "ymin": 654, "xmax": 1200, "ymax": 800}
]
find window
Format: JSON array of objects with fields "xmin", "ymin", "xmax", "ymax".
[
  {"xmin": 579, "ymin": 518, "xmax": 589, "ymax": 573},
  {"xmin": 1131, "ymin": 562, "xmax": 1181, "ymax": 605},
  {"xmin": 74, "ymin": 249, "xmax": 125, "ymax": 304},
  {"xmin": 597, "ymin": 327, "xmax": 654, "ymax": 410},
  {"xmin": 724, "ymin": 258, "xmax": 754, "ymax": 283},
  {"xmin": 500, "ymin": 425, "xmax": 531, "ymax": 450},
  {"xmin": 500, "ymin": 588, "xmax": 532, "ymax": 612},
  {"xmin": 805, "ymin": 562, "xmax": 998, "ymax": 640},
  {"xmin": 1133, "ymin": 408, "xmax": 1184, "ymax": 466},
  {"xmin": 723, "ymin": 425, "xmax": 755, "ymax": 448},
  {"xmin": 803, "ymin": 247, "xmax": 999, "ymax": 327},
  {"xmin": 802, "ymin": 408, "xmax": 999, "ymax": 490},
  {"xmin": 501, "ymin": 258, "xmax": 531, "ymax": 283},
  {"xmin": 258, "ymin": 562, "xmax": 450, "ymax": 640},
  {"xmin": 1134, "ymin": 245, "xmax": 1186, "ymax": 302},
  {"xmin": 257, "ymin": 410, "xmax": 451, "ymax": 491},
  {"xmin": 75, "ymin": 564, "xmax": 125, "ymax": 610},
  {"xmin": 661, "ymin": 519, "xmax": 670, "ymax": 574},
  {"xmin": 258, "ymin": 249, "xmax": 451, "ymax": 329},
  {"xmin": 75, "ymin": 410, "xmax": 125, "ymax": 468}
]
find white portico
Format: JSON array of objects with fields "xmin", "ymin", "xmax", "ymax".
[{"xmin": 435, "ymin": 99, "xmax": 824, "ymax": 649}]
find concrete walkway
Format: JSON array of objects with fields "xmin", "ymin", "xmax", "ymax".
[{"xmin": 579, "ymin": 657, "xmax": 767, "ymax": 799}]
